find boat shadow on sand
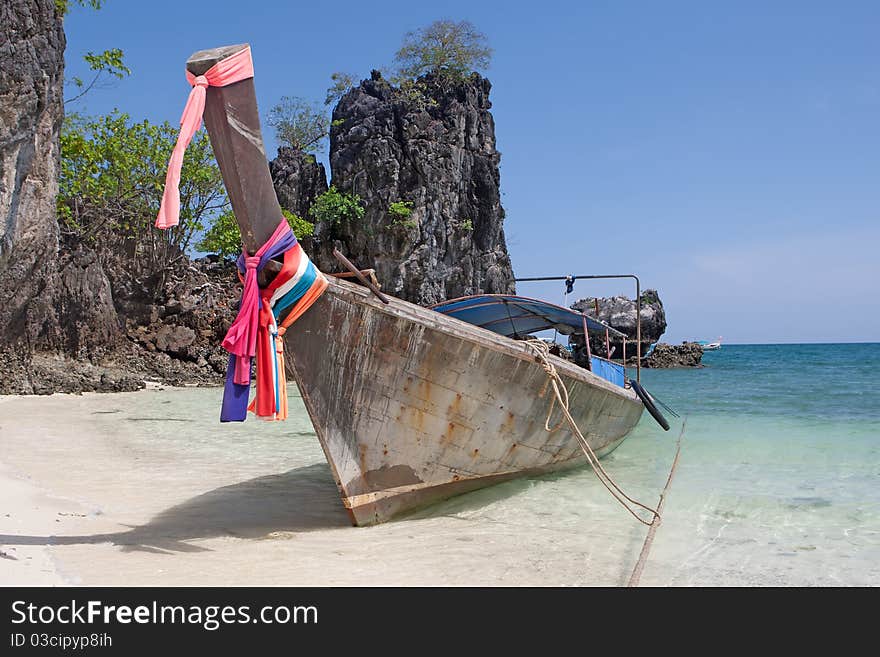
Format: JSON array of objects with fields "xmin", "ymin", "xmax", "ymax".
[
  {"xmin": 0, "ymin": 463, "xmax": 355, "ymax": 555},
  {"xmin": 1, "ymin": 465, "xmax": 606, "ymax": 556}
]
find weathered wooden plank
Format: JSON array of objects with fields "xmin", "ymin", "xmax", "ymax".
[{"xmin": 186, "ymin": 44, "xmax": 280, "ymax": 253}]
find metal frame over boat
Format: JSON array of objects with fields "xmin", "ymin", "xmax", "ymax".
[{"xmin": 184, "ymin": 44, "xmax": 649, "ymax": 525}]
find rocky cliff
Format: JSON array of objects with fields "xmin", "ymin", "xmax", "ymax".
[
  {"xmin": 0, "ymin": 2, "xmax": 238, "ymax": 394},
  {"xmin": 1, "ymin": 2, "xmax": 123, "ymax": 361},
  {"xmin": 0, "ymin": 0, "xmax": 66, "ymax": 353},
  {"xmin": 270, "ymin": 146, "xmax": 328, "ymax": 224},
  {"xmin": 0, "ymin": 252, "xmax": 240, "ymax": 394},
  {"xmin": 304, "ymin": 70, "xmax": 515, "ymax": 305},
  {"xmin": 570, "ymin": 289, "xmax": 667, "ymax": 358}
]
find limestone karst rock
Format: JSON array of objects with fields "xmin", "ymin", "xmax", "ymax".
[{"xmin": 301, "ymin": 70, "xmax": 515, "ymax": 305}]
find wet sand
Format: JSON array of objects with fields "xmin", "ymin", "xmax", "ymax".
[{"xmin": 0, "ymin": 389, "xmax": 647, "ymax": 586}]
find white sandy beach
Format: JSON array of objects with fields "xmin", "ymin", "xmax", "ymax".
[
  {"xmin": 4, "ymin": 381, "xmax": 877, "ymax": 587},
  {"xmin": 0, "ymin": 387, "xmax": 655, "ymax": 587}
]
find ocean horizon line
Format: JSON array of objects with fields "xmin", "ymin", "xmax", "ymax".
[{"xmin": 667, "ymin": 340, "xmax": 879, "ymax": 346}]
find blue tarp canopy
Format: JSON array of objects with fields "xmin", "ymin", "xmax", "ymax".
[{"xmin": 429, "ymin": 295, "xmax": 626, "ymax": 339}]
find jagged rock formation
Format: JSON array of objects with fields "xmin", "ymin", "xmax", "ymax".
[
  {"xmin": 0, "ymin": 256, "xmax": 241, "ymax": 394},
  {"xmin": 305, "ymin": 70, "xmax": 515, "ymax": 305},
  {"xmin": 570, "ymin": 289, "xmax": 666, "ymax": 358},
  {"xmin": 51, "ymin": 245, "xmax": 120, "ymax": 356},
  {"xmin": 270, "ymin": 146, "xmax": 328, "ymax": 223},
  {"xmin": 1, "ymin": 2, "xmax": 125, "ymax": 364},
  {"xmin": 642, "ymin": 342, "xmax": 704, "ymax": 368},
  {"xmin": 0, "ymin": 0, "xmax": 66, "ymax": 352},
  {"xmin": 0, "ymin": 1, "xmax": 245, "ymax": 394}
]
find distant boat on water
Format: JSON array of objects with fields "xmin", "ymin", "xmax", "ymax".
[{"xmin": 697, "ymin": 337, "xmax": 723, "ymax": 351}]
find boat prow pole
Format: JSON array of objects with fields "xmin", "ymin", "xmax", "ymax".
[{"xmin": 185, "ymin": 44, "xmax": 281, "ymax": 253}]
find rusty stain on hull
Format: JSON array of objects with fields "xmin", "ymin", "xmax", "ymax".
[
  {"xmin": 362, "ymin": 464, "xmax": 423, "ymax": 491},
  {"xmin": 285, "ymin": 277, "xmax": 644, "ymax": 525}
]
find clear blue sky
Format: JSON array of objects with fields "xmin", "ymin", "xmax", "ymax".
[{"xmin": 63, "ymin": 1, "xmax": 879, "ymax": 344}]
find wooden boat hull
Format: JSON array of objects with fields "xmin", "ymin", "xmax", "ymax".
[{"xmin": 285, "ymin": 277, "xmax": 644, "ymax": 525}]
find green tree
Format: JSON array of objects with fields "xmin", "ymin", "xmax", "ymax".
[
  {"xmin": 267, "ymin": 96, "xmax": 329, "ymax": 153},
  {"xmin": 59, "ymin": 110, "xmax": 229, "ymax": 277},
  {"xmin": 282, "ymin": 209, "xmax": 315, "ymax": 239},
  {"xmin": 194, "ymin": 209, "xmax": 240, "ymax": 260},
  {"xmin": 197, "ymin": 209, "xmax": 315, "ymax": 261},
  {"xmin": 325, "ymin": 72, "xmax": 357, "ymax": 106},
  {"xmin": 393, "ymin": 19, "xmax": 492, "ymax": 81},
  {"xmin": 309, "ymin": 186, "xmax": 364, "ymax": 225}
]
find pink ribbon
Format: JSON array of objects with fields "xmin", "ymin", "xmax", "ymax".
[
  {"xmin": 221, "ymin": 220, "xmax": 290, "ymax": 384},
  {"xmin": 155, "ymin": 46, "xmax": 255, "ymax": 229}
]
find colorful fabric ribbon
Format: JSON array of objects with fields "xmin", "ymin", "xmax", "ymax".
[
  {"xmin": 155, "ymin": 46, "xmax": 254, "ymax": 229},
  {"xmin": 222, "ymin": 220, "xmax": 295, "ymax": 384},
  {"xmin": 152, "ymin": 45, "xmax": 329, "ymax": 423},
  {"xmin": 219, "ymin": 220, "xmax": 328, "ymax": 423}
]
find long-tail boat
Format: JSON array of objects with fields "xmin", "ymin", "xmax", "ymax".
[{"xmin": 163, "ymin": 44, "xmax": 665, "ymax": 525}]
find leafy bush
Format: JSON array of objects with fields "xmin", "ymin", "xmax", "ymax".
[
  {"xmin": 309, "ymin": 185, "xmax": 365, "ymax": 225},
  {"xmin": 392, "ymin": 78, "xmax": 439, "ymax": 109},
  {"xmin": 59, "ymin": 110, "xmax": 228, "ymax": 274},
  {"xmin": 195, "ymin": 210, "xmax": 240, "ymax": 260},
  {"xmin": 388, "ymin": 201, "xmax": 416, "ymax": 229},
  {"xmin": 388, "ymin": 200, "xmax": 413, "ymax": 219},
  {"xmin": 282, "ymin": 209, "xmax": 315, "ymax": 238},
  {"xmin": 197, "ymin": 209, "xmax": 315, "ymax": 260}
]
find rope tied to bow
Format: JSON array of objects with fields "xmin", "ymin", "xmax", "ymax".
[{"xmin": 524, "ymin": 339, "xmax": 660, "ymax": 526}]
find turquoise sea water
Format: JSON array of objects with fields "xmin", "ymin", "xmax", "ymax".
[
  {"xmin": 623, "ymin": 342, "xmax": 880, "ymax": 585},
  {"xmin": 70, "ymin": 343, "xmax": 880, "ymax": 585}
]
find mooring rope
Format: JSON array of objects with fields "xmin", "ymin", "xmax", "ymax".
[
  {"xmin": 524, "ymin": 339, "xmax": 660, "ymax": 526},
  {"xmin": 627, "ymin": 417, "xmax": 686, "ymax": 586}
]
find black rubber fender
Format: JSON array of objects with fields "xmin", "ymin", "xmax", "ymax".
[{"xmin": 630, "ymin": 380, "xmax": 670, "ymax": 431}]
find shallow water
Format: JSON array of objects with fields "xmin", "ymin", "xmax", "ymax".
[
  {"xmin": 630, "ymin": 343, "xmax": 880, "ymax": 585},
  {"xmin": 60, "ymin": 342, "xmax": 878, "ymax": 586}
]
